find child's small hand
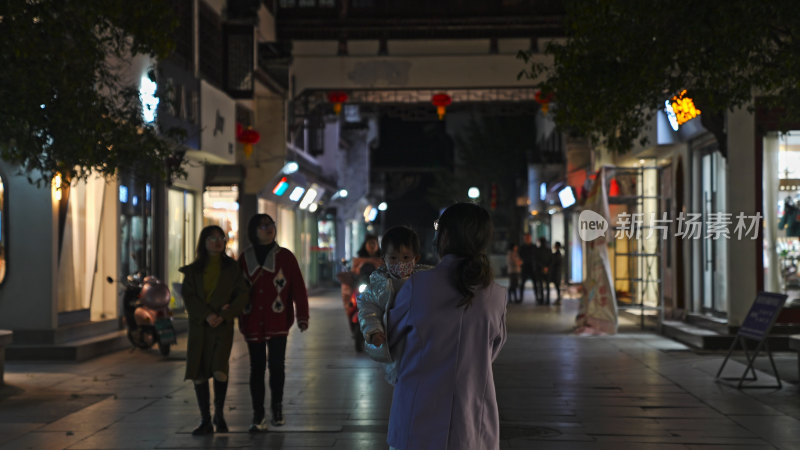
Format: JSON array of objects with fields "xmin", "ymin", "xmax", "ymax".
[{"xmin": 369, "ymin": 331, "xmax": 386, "ymax": 346}]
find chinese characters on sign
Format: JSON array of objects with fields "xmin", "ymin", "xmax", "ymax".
[{"xmin": 614, "ymin": 212, "xmax": 762, "ymax": 240}]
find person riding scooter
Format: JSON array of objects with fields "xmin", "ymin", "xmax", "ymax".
[{"xmin": 337, "ymin": 236, "xmax": 383, "ymax": 352}]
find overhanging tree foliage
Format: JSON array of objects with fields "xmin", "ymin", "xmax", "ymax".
[
  {"xmin": 520, "ymin": 0, "xmax": 800, "ymax": 158},
  {"xmin": 0, "ymin": 0, "xmax": 185, "ymax": 186}
]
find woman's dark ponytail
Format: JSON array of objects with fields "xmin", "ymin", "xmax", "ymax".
[
  {"xmin": 436, "ymin": 203, "xmax": 494, "ymax": 309},
  {"xmin": 455, "ymin": 254, "xmax": 493, "ymax": 309}
]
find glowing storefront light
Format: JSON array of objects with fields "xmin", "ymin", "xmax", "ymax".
[
  {"xmin": 289, "ymin": 186, "xmax": 305, "ymax": 202},
  {"xmin": 299, "ymin": 188, "xmax": 318, "ymax": 210},
  {"xmin": 363, "ymin": 205, "xmax": 378, "ymax": 222},
  {"xmin": 558, "ymin": 186, "xmax": 576, "ymax": 208},
  {"xmin": 282, "ymin": 161, "xmax": 299, "ymax": 174},
  {"xmin": 272, "ymin": 177, "xmax": 289, "ymax": 196},
  {"xmin": 52, "ymin": 173, "xmax": 63, "ymax": 201}
]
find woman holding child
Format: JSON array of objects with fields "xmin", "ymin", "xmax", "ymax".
[{"xmin": 386, "ymin": 203, "xmax": 508, "ymax": 450}]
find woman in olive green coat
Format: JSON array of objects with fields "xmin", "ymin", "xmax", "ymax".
[{"xmin": 180, "ymin": 225, "xmax": 250, "ymax": 435}]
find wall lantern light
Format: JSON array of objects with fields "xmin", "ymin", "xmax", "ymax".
[
  {"xmin": 327, "ymin": 90, "xmax": 349, "ymax": 115},
  {"xmin": 52, "ymin": 173, "xmax": 64, "ymax": 201},
  {"xmin": 236, "ymin": 123, "xmax": 261, "ymax": 158},
  {"xmin": 431, "ymin": 93, "xmax": 452, "ymax": 120}
]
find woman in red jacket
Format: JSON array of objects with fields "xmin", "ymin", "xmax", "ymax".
[{"xmin": 238, "ymin": 214, "xmax": 309, "ymax": 432}]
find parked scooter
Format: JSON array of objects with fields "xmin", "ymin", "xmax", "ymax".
[{"xmin": 107, "ymin": 273, "xmax": 177, "ymax": 356}]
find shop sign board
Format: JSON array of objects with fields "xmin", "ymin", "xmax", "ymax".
[
  {"xmin": 664, "ymin": 89, "xmax": 701, "ymax": 131},
  {"xmin": 715, "ymin": 291, "xmax": 788, "ymax": 389},
  {"xmin": 199, "ymin": 80, "xmax": 236, "ymax": 164},
  {"xmin": 737, "ymin": 292, "xmax": 787, "ymax": 341}
]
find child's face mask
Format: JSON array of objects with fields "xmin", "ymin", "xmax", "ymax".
[
  {"xmin": 384, "ymin": 244, "xmax": 418, "ymax": 278},
  {"xmin": 388, "ymin": 261, "xmax": 415, "ymax": 278}
]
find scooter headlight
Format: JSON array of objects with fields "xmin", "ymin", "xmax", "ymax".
[{"xmin": 358, "ymin": 283, "xmax": 368, "ymax": 294}]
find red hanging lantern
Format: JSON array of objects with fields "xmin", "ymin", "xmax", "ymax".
[
  {"xmin": 534, "ymin": 90, "xmax": 555, "ymax": 115},
  {"xmin": 327, "ymin": 90, "xmax": 348, "ymax": 115},
  {"xmin": 431, "ymin": 93, "xmax": 452, "ymax": 120},
  {"xmin": 236, "ymin": 123, "xmax": 261, "ymax": 158}
]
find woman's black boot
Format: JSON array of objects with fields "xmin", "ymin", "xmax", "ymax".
[
  {"xmin": 192, "ymin": 381, "xmax": 213, "ymax": 435},
  {"xmin": 213, "ymin": 379, "xmax": 229, "ymax": 433}
]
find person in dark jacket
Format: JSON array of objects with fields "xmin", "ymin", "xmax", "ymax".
[
  {"xmin": 549, "ymin": 242, "xmax": 564, "ymax": 304},
  {"xmin": 180, "ymin": 225, "xmax": 251, "ymax": 435},
  {"xmin": 534, "ymin": 237, "xmax": 552, "ymax": 305},
  {"xmin": 517, "ymin": 233, "xmax": 536, "ymax": 303},
  {"xmin": 238, "ymin": 214, "xmax": 309, "ymax": 432}
]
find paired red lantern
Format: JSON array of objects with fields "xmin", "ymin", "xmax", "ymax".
[
  {"xmin": 236, "ymin": 123, "xmax": 261, "ymax": 158},
  {"xmin": 327, "ymin": 91, "xmax": 348, "ymax": 115},
  {"xmin": 431, "ymin": 93, "xmax": 452, "ymax": 120},
  {"xmin": 534, "ymin": 90, "xmax": 555, "ymax": 115}
]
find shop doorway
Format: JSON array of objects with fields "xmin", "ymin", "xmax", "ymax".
[
  {"xmin": 693, "ymin": 148, "xmax": 728, "ymax": 316},
  {"xmin": 203, "ymin": 185, "xmax": 239, "ymax": 258},
  {"xmin": 763, "ymin": 131, "xmax": 800, "ymax": 301}
]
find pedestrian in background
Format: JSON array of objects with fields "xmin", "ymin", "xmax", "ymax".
[
  {"xmin": 517, "ymin": 233, "xmax": 536, "ymax": 303},
  {"xmin": 386, "ymin": 203, "xmax": 507, "ymax": 450},
  {"xmin": 534, "ymin": 237, "xmax": 552, "ymax": 305},
  {"xmin": 180, "ymin": 225, "xmax": 251, "ymax": 435},
  {"xmin": 549, "ymin": 241, "xmax": 564, "ymax": 304},
  {"xmin": 238, "ymin": 214, "xmax": 309, "ymax": 432},
  {"xmin": 506, "ymin": 242, "xmax": 522, "ymax": 303}
]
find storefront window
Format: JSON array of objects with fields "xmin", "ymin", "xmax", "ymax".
[
  {"xmin": 119, "ymin": 176, "xmax": 154, "ymax": 278},
  {"xmin": 203, "ymin": 185, "xmax": 239, "ymax": 257},
  {"xmin": 58, "ymin": 174, "xmax": 116, "ymax": 321},
  {"xmin": 167, "ymin": 189, "xmax": 195, "ymax": 310},
  {"xmin": 278, "ymin": 207, "xmax": 296, "ymax": 254},
  {"xmin": 764, "ymin": 131, "xmax": 800, "ymax": 300}
]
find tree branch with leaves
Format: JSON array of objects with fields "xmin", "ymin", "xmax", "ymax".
[
  {"xmin": 0, "ymin": 0, "xmax": 186, "ymax": 186},
  {"xmin": 519, "ymin": 0, "xmax": 800, "ymax": 158}
]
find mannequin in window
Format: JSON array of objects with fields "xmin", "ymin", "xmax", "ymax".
[{"xmin": 779, "ymin": 196, "xmax": 800, "ymax": 237}]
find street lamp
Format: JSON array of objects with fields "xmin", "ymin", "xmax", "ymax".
[
  {"xmin": 468, "ymin": 187, "xmax": 480, "ymax": 199},
  {"xmin": 378, "ymin": 202, "xmax": 388, "ymax": 211}
]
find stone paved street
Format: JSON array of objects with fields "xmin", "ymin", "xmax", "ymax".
[{"xmin": 1, "ymin": 284, "xmax": 799, "ymax": 449}]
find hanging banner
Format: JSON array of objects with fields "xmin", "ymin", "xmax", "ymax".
[{"xmin": 575, "ymin": 166, "xmax": 618, "ymax": 334}]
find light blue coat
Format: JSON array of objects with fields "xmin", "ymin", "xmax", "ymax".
[{"xmin": 387, "ymin": 255, "xmax": 507, "ymax": 450}]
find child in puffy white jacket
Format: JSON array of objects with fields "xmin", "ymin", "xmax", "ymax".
[{"xmin": 357, "ymin": 225, "xmax": 430, "ymax": 385}]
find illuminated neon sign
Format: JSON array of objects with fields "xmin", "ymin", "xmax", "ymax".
[
  {"xmin": 140, "ymin": 75, "xmax": 159, "ymax": 124},
  {"xmin": 272, "ymin": 177, "xmax": 289, "ymax": 196},
  {"xmin": 664, "ymin": 90, "xmax": 701, "ymax": 131}
]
